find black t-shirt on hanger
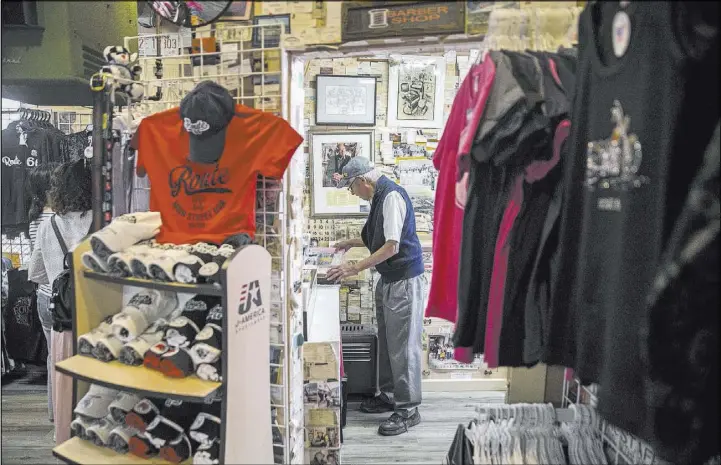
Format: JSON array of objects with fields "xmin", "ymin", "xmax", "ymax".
[
  {"xmin": 1, "ymin": 130, "xmax": 36, "ymax": 228},
  {"xmin": 546, "ymin": 0, "xmax": 720, "ymax": 439}
]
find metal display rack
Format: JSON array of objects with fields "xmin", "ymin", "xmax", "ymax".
[
  {"xmin": 118, "ymin": 23, "xmax": 305, "ymax": 464},
  {"xmin": 562, "ymin": 368, "xmax": 663, "ymax": 465},
  {"xmin": 1, "ymin": 107, "xmax": 93, "ymax": 268}
]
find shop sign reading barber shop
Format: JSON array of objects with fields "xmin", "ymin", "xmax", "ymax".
[{"xmin": 342, "ymin": 1, "xmax": 466, "ymax": 42}]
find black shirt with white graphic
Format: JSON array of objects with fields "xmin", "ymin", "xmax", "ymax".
[{"xmin": 547, "ymin": 1, "xmax": 720, "ymax": 440}]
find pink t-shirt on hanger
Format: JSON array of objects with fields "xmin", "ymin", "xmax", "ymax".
[{"xmin": 425, "ymin": 58, "xmax": 497, "ymax": 327}]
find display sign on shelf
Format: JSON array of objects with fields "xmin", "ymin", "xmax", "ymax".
[
  {"xmin": 224, "ymin": 245, "xmax": 273, "ymax": 464},
  {"xmin": 137, "ymin": 33, "xmax": 180, "ymax": 57}
]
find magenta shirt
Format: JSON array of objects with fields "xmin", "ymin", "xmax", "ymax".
[{"xmin": 426, "ymin": 59, "xmax": 497, "ymax": 327}]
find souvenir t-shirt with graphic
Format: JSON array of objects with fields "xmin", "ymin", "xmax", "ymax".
[
  {"xmin": 547, "ymin": 2, "xmax": 719, "ymax": 439},
  {"xmin": 1, "ymin": 127, "xmax": 40, "ymax": 227},
  {"xmin": 136, "ymin": 104, "xmax": 302, "ymax": 245}
]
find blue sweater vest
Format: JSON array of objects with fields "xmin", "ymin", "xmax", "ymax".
[{"xmin": 361, "ymin": 176, "xmax": 424, "ymax": 283}]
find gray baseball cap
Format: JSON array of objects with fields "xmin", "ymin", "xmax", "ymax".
[
  {"xmin": 180, "ymin": 81, "xmax": 236, "ymax": 164},
  {"xmin": 336, "ymin": 156, "xmax": 374, "ymax": 188}
]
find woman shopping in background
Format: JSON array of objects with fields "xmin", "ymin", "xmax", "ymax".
[
  {"xmin": 29, "ymin": 159, "xmax": 92, "ymax": 444},
  {"xmin": 26, "ymin": 162, "xmax": 59, "ymax": 424}
]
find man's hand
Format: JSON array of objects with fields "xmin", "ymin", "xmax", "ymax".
[
  {"xmin": 333, "ymin": 240, "xmax": 355, "ymax": 252},
  {"xmin": 326, "ymin": 262, "xmax": 358, "ymax": 283}
]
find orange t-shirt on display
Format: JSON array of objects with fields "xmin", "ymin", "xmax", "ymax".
[{"xmin": 136, "ymin": 104, "xmax": 303, "ymax": 245}]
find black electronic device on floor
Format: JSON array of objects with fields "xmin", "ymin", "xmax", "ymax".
[{"xmin": 340, "ymin": 324, "xmax": 378, "ymax": 396}]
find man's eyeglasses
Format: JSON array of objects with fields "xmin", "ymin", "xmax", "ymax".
[{"xmin": 347, "ymin": 177, "xmax": 358, "ymax": 192}]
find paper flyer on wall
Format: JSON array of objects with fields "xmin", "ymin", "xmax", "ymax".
[{"xmin": 394, "ymin": 156, "xmax": 437, "ymax": 196}]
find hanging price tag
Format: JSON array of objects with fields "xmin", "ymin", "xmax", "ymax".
[{"xmin": 138, "ymin": 34, "xmax": 180, "ymax": 57}]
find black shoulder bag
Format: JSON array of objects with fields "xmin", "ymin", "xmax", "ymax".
[{"xmin": 49, "ymin": 215, "xmax": 74, "ymax": 332}]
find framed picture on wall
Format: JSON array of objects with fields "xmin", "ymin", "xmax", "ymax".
[
  {"xmin": 387, "ymin": 55, "xmax": 446, "ymax": 129},
  {"xmin": 310, "ymin": 130, "xmax": 375, "ymax": 217},
  {"xmin": 252, "ymin": 14, "xmax": 290, "ymax": 48},
  {"xmin": 315, "ymin": 75, "xmax": 377, "ymax": 126},
  {"xmin": 219, "ymin": 1, "xmax": 253, "ymax": 21}
]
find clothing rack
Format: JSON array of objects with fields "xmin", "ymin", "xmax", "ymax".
[
  {"xmin": 475, "ymin": 403, "xmax": 580, "ymax": 425},
  {"xmin": 2, "ymin": 108, "xmax": 53, "ymax": 121},
  {"xmin": 451, "ymin": 403, "xmax": 608, "ymax": 465},
  {"xmin": 560, "ymin": 372, "xmax": 661, "ymax": 465}
]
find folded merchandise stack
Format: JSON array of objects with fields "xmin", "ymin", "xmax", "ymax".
[
  {"xmin": 81, "ymin": 212, "xmax": 252, "ymax": 285},
  {"xmin": 77, "ymin": 292, "xmax": 224, "ymax": 383},
  {"xmin": 76, "ymin": 289, "xmax": 177, "ymax": 362},
  {"xmin": 144, "ymin": 295, "xmax": 224, "ymax": 383},
  {"xmin": 127, "ymin": 397, "xmax": 222, "ymax": 463},
  {"xmin": 77, "ymin": 289, "xmax": 180, "ymax": 363},
  {"xmin": 71, "ymin": 392, "xmax": 221, "ymax": 464},
  {"xmin": 71, "ymin": 385, "xmax": 143, "ymax": 454}
]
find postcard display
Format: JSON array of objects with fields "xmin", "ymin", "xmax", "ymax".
[
  {"xmin": 302, "ymin": 52, "xmax": 508, "ymax": 388},
  {"xmin": 51, "ymin": 24, "xmax": 308, "ymax": 465},
  {"xmin": 303, "ymin": 342, "xmax": 342, "ymax": 464}
]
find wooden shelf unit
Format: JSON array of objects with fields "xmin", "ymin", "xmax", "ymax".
[
  {"xmin": 53, "ymin": 437, "xmax": 191, "ymax": 465},
  {"xmin": 83, "ymin": 270, "xmax": 224, "ymax": 296},
  {"xmin": 55, "ymin": 356, "xmax": 221, "ymax": 402},
  {"xmin": 53, "ymin": 239, "xmax": 276, "ymax": 465}
]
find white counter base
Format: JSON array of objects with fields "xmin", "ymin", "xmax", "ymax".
[{"xmin": 422, "ymin": 377, "xmax": 508, "ymax": 392}]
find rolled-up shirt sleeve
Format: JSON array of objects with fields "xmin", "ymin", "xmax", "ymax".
[{"xmin": 382, "ymin": 191, "xmax": 407, "ymax": 253}]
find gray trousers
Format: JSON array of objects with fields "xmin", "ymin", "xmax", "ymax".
[
  {"xmin": 37, "ymin": 292, "xmax": 54, "ymax": 422},
  {"xmin": 375, "ymin": 274, "xmax": 426, "ymax": 416}
]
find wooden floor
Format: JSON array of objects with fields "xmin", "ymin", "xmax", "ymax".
[
  {"xmin": 1, "ymin": 368, "xmax": 58, "ymax": 465},
  {"xmin": 2, "ymin": 371, "xmax": 505, "ymax": 465},
  {"xmin": 343, "ymin": 391, "xmax": 506, "ymax": 464}
]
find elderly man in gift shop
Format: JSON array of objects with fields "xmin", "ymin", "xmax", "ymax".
[{"xmin": 327, "ymin": 156, "xmax": 426, "ymax": 436}]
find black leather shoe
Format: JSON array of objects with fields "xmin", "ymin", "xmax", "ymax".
[
  {"xmin": 378, "ymin": 410, "xmax": 421, "ymax": 436},
  {"xmin": 359, "ymin": 395, "xmax": 394, "ymax": 414}
]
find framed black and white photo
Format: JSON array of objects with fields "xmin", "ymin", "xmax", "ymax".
[
  {"xmin": 252, "ymin": 14, "xmax": 290, "ymax": 48},
  {"xmin": 315, "ymin": 75, "xmax": 377, "ymax": 126},
  {"xmin": 388, "ymin": 55, "xmax": 445, "ymax": 129},
  {"xmin": 310, "ymin": 130, "xmax": 374, "ymax": 217}
]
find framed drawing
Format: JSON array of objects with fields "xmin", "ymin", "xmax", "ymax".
[
  {"xmin": 310, "ymin": 130, "xmax": 375, "ymax": 217},
  {"xmin": 387, "ymin": 55, "xmax": 446, "ymax": 129},
  {"xmin": 219, "ymin": 1, "xmax": 253, "ymax": 21},
  {"xmin": 252, "ymin": 14, "xmax": 290, "ymax": 48},
  {"xmin": 315, "ymin": 75, "xmax": 377, "ymax": 126}
]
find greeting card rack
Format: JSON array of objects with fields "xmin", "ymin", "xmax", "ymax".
[{"xmin": 53, "ymin": 240, "xmax": 274, "ymax": 464}]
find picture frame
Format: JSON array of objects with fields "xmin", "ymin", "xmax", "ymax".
[
  {"xmin": 252, "ymin": 13, "xmax": 290, "ymax": 48},
  {"xmin": 387, "ymin": 55, "xmax": 446, "ymax": 129},
  {"xmin": 309, "ymin": 130, "xmax": 375, "ymax": 217},
  {"xmin": 219, "ymin": 1, "xmax": 253, "ymax": 21},
  {"xmin": 315, "ymin": 75, "xmax": 377, "ymax": 126}
]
